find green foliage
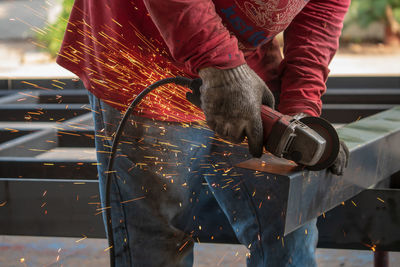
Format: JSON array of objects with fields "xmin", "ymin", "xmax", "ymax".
[
  {"xmin": 347, "ymin": 0, "xmax": 400, "ymax": 28},
  {"xmin": 37, "ymin": 0, "xmax": 74, "ymax": 57}
]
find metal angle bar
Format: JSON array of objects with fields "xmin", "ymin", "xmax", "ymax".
[{"xmin": 237, "ymin": 106, "xmax": 400, "ymax": 236}]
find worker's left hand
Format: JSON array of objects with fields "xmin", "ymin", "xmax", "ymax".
[
  {"xmin": 329, "ymin": 140, "xmax": 349, "ymax": 175},
  {"xmin": 294, "ymin": 113, "xmax": 349, "ymax": 175}
]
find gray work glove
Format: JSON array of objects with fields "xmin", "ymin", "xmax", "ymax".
[
  {"xmin": 198, "ymin": 64, "xmax": 275, "ymax": 158},
  {"xmin": 329, "ymin": 140, "xmax": 349, "ymax": 176},
  {"xmin": 294, "ymin": 113, "xmax": 349, "ymax": 175}
]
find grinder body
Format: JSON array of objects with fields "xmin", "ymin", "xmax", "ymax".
[{"xmin": 261, "ymin": 106, "xmax": 327, "ymax": 167}]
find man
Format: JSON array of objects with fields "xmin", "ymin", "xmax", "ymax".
[{"xmin": 58, "ymin": 0, "xmax": 350, "ymax": 266}]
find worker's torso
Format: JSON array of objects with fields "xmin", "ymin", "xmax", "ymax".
[
  {"xmin": 214, "ymin": 0, "xmax": 308, "ymax": 48},
  {"xmin": 57, "ymin": 0, "xmax": 308, "ymax": 121}
]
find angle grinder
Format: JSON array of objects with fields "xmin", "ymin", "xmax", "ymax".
[{"xmin": 186, "ymin": 78, "xmax": 340, "ymax": 170}]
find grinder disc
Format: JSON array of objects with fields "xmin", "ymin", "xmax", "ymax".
[{"xmin": 299, "ymin": 117, "xmax": 340, "ymax": 171}]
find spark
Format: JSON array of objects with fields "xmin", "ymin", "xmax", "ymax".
[
  {"xmin": 178, "ymin": 240, "xmax": 190, "ymax": 252},
  {"xmin": 29, "ymin": 149, "xmax": 48, "ymax": 152},
  {"xmin": 18, "ymin": 92, "xmax": 39, "ymax": 99},
  {"xmin": 104, "ymin": 246, "xmax": 113, "ymax": 252},
  {"xmin": 52, "ymin": 83, "xmax": 64, "ymax": 89},
  {"xmin": 76, "ymin": 235, "xmax": 88, "ymax": 243},
  {"xmin": 4, "ymin": 128, "xmax": 19, "ymax": 133},
  {"xmin": 52, "ymin": 80, "xmax": 66, "ymax": 85},
  {"xmin": 120, "ymin": 196, "xmax": 145, "ymax": 204},
  {"xmin": 364, "ymin": 243, "xmax": 377, "ymax": 252}
]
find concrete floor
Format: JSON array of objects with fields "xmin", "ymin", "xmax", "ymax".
[{"xmin": 1, "ymin": 235, "xmax": 399, "ymax": 267}]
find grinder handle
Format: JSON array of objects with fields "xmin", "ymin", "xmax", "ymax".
[{"xmin": 260, "ymin": 105, "xmax": 293, "ymax": 143}]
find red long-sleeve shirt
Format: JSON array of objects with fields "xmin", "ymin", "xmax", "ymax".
[{"xmin": 57, "ymin": 0, "xmax": 350, "ymax": 121}]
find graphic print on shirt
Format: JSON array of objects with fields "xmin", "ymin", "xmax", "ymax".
[{"xmin": 234, "ymin": 0, "xmax": 308, "ymax": 32}]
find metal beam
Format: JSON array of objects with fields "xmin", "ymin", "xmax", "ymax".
[{"xmin": 237, "ymin": 106, "xmax": 400, "ymax": 236}]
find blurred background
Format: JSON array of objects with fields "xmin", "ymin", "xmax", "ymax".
[
  {"xmin": 0, "ymin": 0, "xmax": 399, "ymax": 266},
  {"xmin": 1, "ymin": 0, "xmax": 400, "ymax": 78}
]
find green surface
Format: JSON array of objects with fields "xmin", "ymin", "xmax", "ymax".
[{"xmin": 338, "ymin": 106, "xmax": 400, "ymax": 150}]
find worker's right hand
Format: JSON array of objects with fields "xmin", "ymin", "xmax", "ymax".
[{"xmin": 198, "ymin": 64, "xmax": 275, "ymax": 158}]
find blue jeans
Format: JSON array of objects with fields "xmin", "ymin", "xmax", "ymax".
[{"xmin": 88, "ymin": 92, "xmax": 318, "ymax": 267}]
